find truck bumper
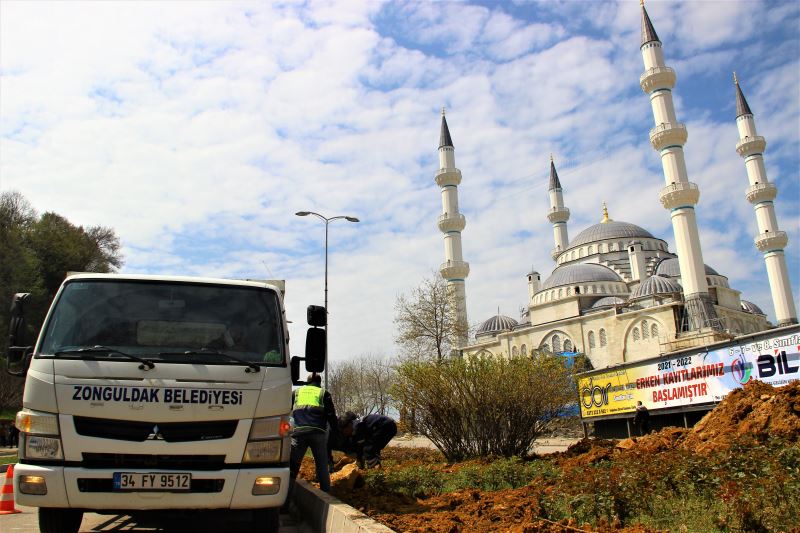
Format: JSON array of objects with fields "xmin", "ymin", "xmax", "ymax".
[{"xmin": 13, "ymin": 464, "xmax": 289, "ymax": 510}]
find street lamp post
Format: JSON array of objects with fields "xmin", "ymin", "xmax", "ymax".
[{"xmin": 295, "ymin": 211, "xmax": 359, "ymax": 388}]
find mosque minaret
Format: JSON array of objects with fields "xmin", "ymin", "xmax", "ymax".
[
  {"xmin": 435, "ymin": 109, "xmax": 470, "ymax": 346},
  {"xmin": 639, "ymin": 1, "xmax": 719, "ymax": 331},
  {"xmin": 734, "ymin": 74, "xmax": 798, "ymax": 326},
  {"xmin": 547, "ymin": 156, "xmax": 570, "ymax": 259}
]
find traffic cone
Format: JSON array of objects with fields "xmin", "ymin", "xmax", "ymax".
[{"xmin": 0, "ymin": 464, "xmax": 22, "ymax": 514}]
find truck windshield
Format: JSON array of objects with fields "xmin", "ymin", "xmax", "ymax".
[{"xmin": 39, "ymin": 280, "xmax": 284, "ymax": 365}]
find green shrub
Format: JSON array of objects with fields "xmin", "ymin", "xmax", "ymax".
[{"xmin": 391, "ymin": 353, "xmax": 576, "ymax": 461}]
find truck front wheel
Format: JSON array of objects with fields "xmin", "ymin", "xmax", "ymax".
[
  {"xmin": 252, "ymin": 507, "xmax": 280, "ymax": 532},
  {"xmin": 39, "ymin": 508, "xmax": 84, "ymax": 533}
]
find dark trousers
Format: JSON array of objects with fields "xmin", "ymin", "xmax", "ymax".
[{"xmin": 289, "ymin": 430, "xmax": 330, "ymax": 493}]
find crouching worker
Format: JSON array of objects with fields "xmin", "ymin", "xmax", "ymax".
[
  {"xmin": 338, "ymin": 412, "xmax": 397, "ymax": 469},
  {"xmin": 289, "ymin": 374, "xmax": 338, "ymax": 496}
]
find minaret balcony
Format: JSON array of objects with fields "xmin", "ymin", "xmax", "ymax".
[
  {"xmin": 547, "ymin": 206, "xmax": 570, "ymax": 223},
  {"xmin": 649, "ymin": 122, "xmax": 688, "ymax": 150},
  {"xmin": 754, "ymin": 230, "xmax": 788, "ymax": 253},
  {"xmin": 440, "ymin": 260, "xmax": 470, "ymax": 280},
  {"xmin": 658, "ymin": 181, "xmax": 699, "ymax": 209},
  {"xmin": 639, "ymin": 66, "xmax": 676, "ymax": 93},
  {"xmin": 550, "ymin": 247, "xmax": 563, "ymax": 260},
  {"xmin": 745, "ymin": 182, "xmax": 777, "ymax": 204},
  {"xmin": 735, "ymin": 135, "xmax": 766, "ymax": 157},
  {"xmin": 435, "ymin": 167, "xmax": 462, "ymax": 187},
  {"xmin": 437, "ymin": 213, "xmax": 466, "ymax": 233}
]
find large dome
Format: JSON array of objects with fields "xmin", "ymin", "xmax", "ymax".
[
  {"xmin": 476, "ymin": 315, "xmax": 518, "ymax": 338},
  {"xmin": 568, "ymin": 220, "xmax": 654, "ymax": 248},
  {"xmin": 541, "ymin": 263, "xmax": 623, "ymax": 290},
  {"xmin": 655, "ymin": 257, "xmax": 719, "ymax": 277},
  {"xmin": 629, "ymin": 275, "xmax": 682, "ymax": 299}
]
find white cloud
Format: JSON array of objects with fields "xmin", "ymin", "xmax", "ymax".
[{"xmin": 1, "ymin": 0, "xmax": 798, "ymax": 364}]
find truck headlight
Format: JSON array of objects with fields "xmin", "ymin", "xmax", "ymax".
[
  {"xmin": 243, "ymin": 415, "xmax": 292, "ymax": 463},
  {"xmin": 16, "ymin": 409, "xmax": 60, "ymax": 436},
  {"xmin": 22, "ymin": 435, "xmax": 63, "ymax": 460},
  {"xmin": 16, "ymin": 409, "xmax": 63, "ymax": 460},
  {"xmin": 248, "ymin": 415, "xmax": 292, "ymax": 440},
  {"xmin": 243, "ymin": 440, "xmax": 283, "ymax": 463}
]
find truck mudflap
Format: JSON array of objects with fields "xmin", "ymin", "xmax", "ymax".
[{"xmin": 14, "ymin": 464, "xmax": 288, "ymax": 510}]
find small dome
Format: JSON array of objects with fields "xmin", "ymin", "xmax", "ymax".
[
  {"xmin": 741, "ymin": 300, "xmax": 765, "ymax": 315},
  {"xmin": 476, "ymin": 315, "xmax": 518, "ymax": 338},
  {"xmin": 542, "ymin": 263, "xmax": 623, "ymax": 290},
  {"xmin": 592, "ymin": 296, "xmax": 626, "ymax": 309},
  {"xmin": 655, "ymin": 257, "xmax": 719, "ymax": 278},
  {"xmin": 568, "ymin": 220, "xmax": 654, "ymax": 248},
  {"xmin": 629, "ymin": 275, "xmax": 682, "ymax": 299}
]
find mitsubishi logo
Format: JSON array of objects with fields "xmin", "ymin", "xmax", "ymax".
[{"xmin": 146, "ymin": 424, "xmax": 165, "ymax": 441}]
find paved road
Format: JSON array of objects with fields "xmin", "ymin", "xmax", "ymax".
[{"xmin": 2, "ymin": 505, "xmax": 299, "ymax": 532}]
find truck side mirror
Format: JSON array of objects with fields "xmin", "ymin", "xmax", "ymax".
[
  {"xmin": 6, "ymin": 292, "xmax": 33, "ymax": 377},
  {"xmin": 304, "ymin": 327, "xmax": 326, "ymax": 373},
  {"xmin": 306, "ymin": 305, "xmax": 326, "ymax": 327},
  {"xmin": 290, "ymin": 356, "xmax": 305, "ymax": 386}
]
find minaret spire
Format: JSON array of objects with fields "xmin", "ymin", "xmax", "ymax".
[
  {"xmin": 435, "ymin": 109, "xmax": 470, "ymax": 348},
  {"xmin": 640, "ymin": 0, "xmax": 660, "ymax": 47},
  {"xmin": 547, "ymin": 156, "xmax": 570, "ymax": 260},
  {"xmin": 733, "ymin": 72, "xmax": 753, "ymax": 118},
  {"xmin": 733, "ymin": 75, "xmax": 797, "ymax": 325},
  {"xmin": 639, "ymin": 5, "xmax": 719, "ymax": 331}
]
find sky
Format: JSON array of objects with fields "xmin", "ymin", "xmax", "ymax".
[{"xmin": 1, "ymin": 0, "xmax": 798, "ymax": 366}]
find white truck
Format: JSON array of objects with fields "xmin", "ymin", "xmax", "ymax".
[{"xmin": 4, "ymin": 273, "xmax": 327, "ymax": 532}]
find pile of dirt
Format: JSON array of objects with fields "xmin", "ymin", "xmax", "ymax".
[
  {"xmin": 337, "ymin": 484, "xmax": 656, "ymax": 533},
  {"xmin": 679, "ymin": 379, "xmax": 800, "ymax": 453},
  {"xmin": 607, "ymin": 380, "xmax": 800, "ymax": 456}
]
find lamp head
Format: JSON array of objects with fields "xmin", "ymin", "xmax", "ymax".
[
  {"xmin": 295, "ymin": 211, "xmax": 310, "ymax": 216},
  {"xmin": 345, "ymin": 216, "xmax": 360, "ymax": 223}
]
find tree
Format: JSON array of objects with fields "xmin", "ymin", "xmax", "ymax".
[
  {"xmin": 327, "ymin": 354, "xmax": 395, "ymax": 417},
  {"xmin": 394, "ymin": 274, "xmax": 469, "ymax": 362},
  {"xmin": 392, "ymin": 352, "xmax": 577, "ymax": 461},
  {"xmin": 0, "ymin": 190, "xmax": 124, "ymax": 410}
]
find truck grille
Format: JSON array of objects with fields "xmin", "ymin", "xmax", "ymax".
[
  {"xmin": 81, "ymin": 453, "xmax": 227, "ymax": 470},
  {"xmin": 77, "ymin": 477, "xmax": 225, "ymax": 493},
  {"xmin": 73, "ymin": 416, "xmax": 238, "ymax": 442}
]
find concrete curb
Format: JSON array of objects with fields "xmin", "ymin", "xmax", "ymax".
[{"xmin": 291, "ymin": 480, "xmax": 395, "ymax": 533}]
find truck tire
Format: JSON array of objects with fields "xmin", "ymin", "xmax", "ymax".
[
  {"xmin": 252, "ymin": 507, "xmax": 280, "ymax": 532},
  {"xmin": 38, "ymin": 508, "xmax": 84, "ymax": 533}
]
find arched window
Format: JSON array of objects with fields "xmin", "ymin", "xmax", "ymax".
[
  {"xmin": 511, "ymin": 346, "xmax": 518, "ymax": 356},
  {"xmin": 521, "ymin": 344, "xmax": 527, "ymax": 356},
  {"xmin": 566, "ymin": 287, "xmax": 572, "ymax": 295},
  {"xmin": 599, "ymin": 329, "xmax": 607, "ymax": 347},
  {"xmin": 651, "ymin": 323, "xmax": 659, "ymax": 338},
  {"xmin": 552, "ymin": 335, "xmax": 561, "ymax": 352},
  {"xmin": 633, "ymin": 327, "xmax": 640, "ymax": 341},
  {"xmin": 599, "ymin": 243, "xmax": 605, "ymax": 253},
  {"xmin": 641, "ymin": 320, "xmax": 649, "ymax": 338},
  {"xmin": 588, "ymin": 331, "xmax": 596, "ymax": 349},
  {"xmin": 558, "ymin": 288, "xmax": 563, "ymax": 298},
  {"xmin": 541, "ymin": 343, "xmax": 550, "ymax": 353},
  {"xmin": 564, "ymin": 339, "xmax": 573, "ymax": 352},
  {"xmin": 579, "ymin": 248, "xmax": 585, "ymax": 258},
  {"xmin": 588, "ymin": 245, "xmax": 594, "ymax": 254}
]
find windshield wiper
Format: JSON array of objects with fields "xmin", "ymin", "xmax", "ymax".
[
  {"xmin": 158, "ymin": 348, "xmax": 260, "ymax": 373},
  {"xmin": 54, "ymin": 346, "xmax": 155, "ymax": 370}
]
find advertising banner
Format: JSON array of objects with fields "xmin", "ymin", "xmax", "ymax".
[{"xmin": 579, "ymin": 329, "xmax": 800, "ymax": 419}]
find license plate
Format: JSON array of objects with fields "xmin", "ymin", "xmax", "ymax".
[{"xmin": 113, "ymin": 472, "xmax": 191, "ymax": 491}]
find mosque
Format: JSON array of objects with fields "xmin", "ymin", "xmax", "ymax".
[{"xmin": 434, "ymin": 3, "xmax": 797, "ymax": 368}]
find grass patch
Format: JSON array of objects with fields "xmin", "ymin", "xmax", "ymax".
[
  {"xmin": 0, "ymin": 455, "xmax": 18, "ymax": 466},
  {"xmin": 359, "ymin": 438, "xmax": 800, "ymax": 533}
]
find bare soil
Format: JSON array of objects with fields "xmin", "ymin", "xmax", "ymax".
[{"xmin": 298, "ymin": 380, "xmax": 800, "ymax": 532}]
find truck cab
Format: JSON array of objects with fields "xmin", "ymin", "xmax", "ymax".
[{"xmin": 5, "ymin": 273, "xmax": 325, "ymax": 532}]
